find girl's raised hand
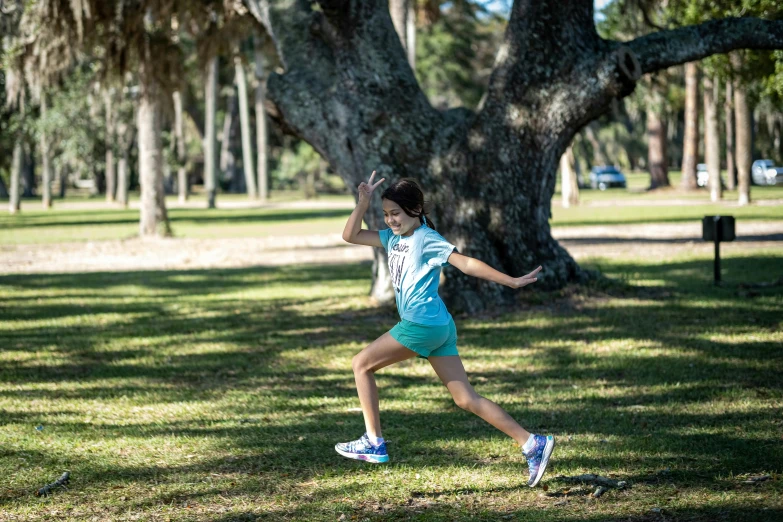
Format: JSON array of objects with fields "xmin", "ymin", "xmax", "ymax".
[
  {"xmin": 357, "ymin": 170, "xmax": 386, "ymax": 205},
  {"xmin": 511, "ymin": 266, "xmax": 542, "ymax": 289}
]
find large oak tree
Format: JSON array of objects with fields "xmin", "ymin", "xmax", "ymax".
[{"xmin": 243, "ymin": 0, "xmax": 783, "ymax": 312}]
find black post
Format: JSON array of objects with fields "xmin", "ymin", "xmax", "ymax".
[{"xmin": 713, "ymin": 217, "xmax": 721, "ymax": 284}]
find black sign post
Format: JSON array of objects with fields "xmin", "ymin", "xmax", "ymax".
[{"xmin": 702, "ymin": 216, "xmax": 735, "ymax": 285}]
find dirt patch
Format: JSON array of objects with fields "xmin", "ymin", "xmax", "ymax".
[{"xmin": 1, "ymin": 221, "xmax": 780, "ymax": 275}]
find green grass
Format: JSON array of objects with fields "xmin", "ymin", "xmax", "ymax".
[
  {"xmin": 1, "ymin": 249, "xmax": 781, "ymax": 521},
  {"xmin": 2, "ymin": 184, "xmax": 782, "ymax": 245}
]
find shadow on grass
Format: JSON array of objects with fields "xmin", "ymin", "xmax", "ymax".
[{"xmin": 1, "ymin": 257, "xmax": 781, "ymax": 517}]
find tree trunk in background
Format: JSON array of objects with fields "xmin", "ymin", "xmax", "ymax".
[
  {"xmin": 724, "ymin": 79, "xmax": 736, "ymax": 190},
  {"xmin": 647, "ymin": 84, "xmax": 668, "ymax": 189},
  {"xmin": 406, "ymin": 1, "xmax": 416, "ymax": 71},
  {"xmin": 137, "ymin": 74, "xmax": 171, "ymax": 237},
  {"xmin": 704, "ymin": 75, "xmax": 722, "ymax": 202},
  {"xmin": 58, "ymin": 163, "xmax": 67, "ymax": 198},
  {"xmin": 220, "ymin": 89, "xmax": 239, "ymax": 192},
  {"xmin": 235, "ymin": 52, "xmax": 258, "ymax": 199},
  {"xmin": 115, "ymin": 115, "xmax": 132, "ymax": 208},
  {"xmin": 22, "ymin": 143, "xmax": 36, "ymax": 197},
  {"xmin": 173, "ymin": 90, "xmax": 189, "ymax": 203},
  {"xmin": 560, "ymin": 145, "xmax": 579, "ymax": 208},
  {"xmin": 584, "ymin": 121, "xmax": 609, "ymax": 166},
  {"xmin": 204, "ymin": 55, "xmax": 219, "ymax": 209},
  {"xmin": 732, "ymin": 53, "xmax": 752, "ymax": 206},
  {"xmin": 253, "ymin": 35, "xmax": 269, "ymax": 201},
  {"xmin": 681, "ymin": 62, "xmax": 699, "ymax": 190},
  {"xmin": 104, "ymin": 90, "xmax": 116, "ymax": 203},
  {"xmin": 390, "ymin": 0, "xmax": 415, "ymax": 69},
  {"xmin": 40, "ymin": 95, "xmax": 53, "ymax": 208},
  {"xmin": 9, "ymin": 140, "xmax": 22, "ymax": 214}
]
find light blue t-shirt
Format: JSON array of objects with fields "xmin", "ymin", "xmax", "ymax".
[{"xmin": 378, "ymin": 225, "xmax": 458, "ymax": 326}]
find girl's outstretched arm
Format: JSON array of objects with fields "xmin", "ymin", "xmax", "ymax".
[
  {"xmin": 448, "ymin": 252, "xmax": 542, "ymax": 289},
  {"xmin": 342, "ymin": 170, "xmax": 386, "ymax": 247}
]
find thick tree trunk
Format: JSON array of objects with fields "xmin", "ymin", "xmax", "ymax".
[
  {"xmin": 732, "ymin": 54, "xmax": 752, "ymax": 205},
  {"xmin": 40, "ymin": 96, "xmax": 53, "ymax": 209},
  {"xmin": 104, "ymin": 90, "xmax": 116, "ymax": 203},
  {"xmin": 244, "ymin": 0, "xmax": 783, "ymax": 309},
  {"xmin": 703, "ymin": 75, "xmax": 722, "ymax": 202},
  {"xmin": 137, "ymin": 75, "xmax": 171, "ymax": 237},
  {"xmin": 253, "ymin": 35, "xmax": 269, "ymax": 201},
  {"xmin": 173, "ymin": 90, "xmax": 189, "ymax": 203},
  {"xmin": 9, "ymin": 140, "xmax": 22, "ymax": 214},
  {"xmin": 681, "ymin": 62, "xmax": 699, "ymax": 190},
  {"xmin": 235, "ymin": 52, "xmax": 258, "ymax": 199},
  {"xmin": 560, "ymin": 145, "xmax": 579, "ymax": 208},
  {"xmin": 724, "ymin": 79, "xmax": 736, "ymax": 191},
  {"xmin": 647, "ymin": 85, "xmax": 669, "ymax": 189},
  {"xmin": 204, "ymin": 55, "xmax": 219, "ymax": 209}
]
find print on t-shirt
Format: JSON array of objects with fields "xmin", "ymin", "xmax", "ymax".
[{"xmin": 388, "ymin": 242, "xmax": 409, "ymax": 292}]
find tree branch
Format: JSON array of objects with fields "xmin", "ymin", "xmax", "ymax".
[{"xmin": 627, "ymin": 17, "xmax": 783, "ymax": 75}]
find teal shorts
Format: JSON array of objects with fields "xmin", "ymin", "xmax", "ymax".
[{"xmin": 389, "ymin": 318, "xmax": 459, "ymax": 359}]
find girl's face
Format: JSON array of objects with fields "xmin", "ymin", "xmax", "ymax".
[{"xmin": 382, "ymin": 199, "xmax": 420, "ymax": 237}]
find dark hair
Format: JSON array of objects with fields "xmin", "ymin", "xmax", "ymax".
[{"xmin": 381, "ymin": 179, "xmax": 434, "ymax": 229}]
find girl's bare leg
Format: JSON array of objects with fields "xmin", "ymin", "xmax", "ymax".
[
  {"xmin": 429, "ymin": 355, "xmax": 531, "ymax": 446},
  {"xmin": 352, "ymin": 332, "xmax": 418, "ymax": 438}
]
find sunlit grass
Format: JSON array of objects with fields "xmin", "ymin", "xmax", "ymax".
[{"xmin": 1, "ymin": 249, "xmax": 781, "ymax": 521}]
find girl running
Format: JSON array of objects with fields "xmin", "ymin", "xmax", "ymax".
[{"xmin": 335, "ymin": 172, "xmax": 554, "ymax": 487}]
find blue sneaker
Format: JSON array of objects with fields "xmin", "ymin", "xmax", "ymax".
[
  {"xmin": 523, "ymin": 434, "xmax": 555, "ymax": 487},
  {"xmin": 335, "ymin": 433, "xmax": 389, "ymax": 464}
]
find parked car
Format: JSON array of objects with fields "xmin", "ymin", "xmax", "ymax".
[
  {"xmin": 589, "ymin": 166, "xmax": 627, "ymax": 190},
  {"xmin": 751, "ymin": 159, "xmax": 783, "ymax": 185},
  {"xmin": 696, "ymin": 163, "xmax": 727, "ymax": 189}
]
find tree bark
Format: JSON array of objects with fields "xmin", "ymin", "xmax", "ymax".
[
  {"xmin": 220, "ymin": 88, "xmax": 239, "ymax": 192},
  {"xmin": 390, "ymin": 0, "xmax": 416, "ymax": 69},
  {"xmin": 173, "ymin": 90, "xmax": 189, "ymax": 203},
  {"xmin": 406, "ymin": 1, "xmax": 416, "ymax": 71},
  {"xmin": 243, "ymin": 0, "xmax": 783, "ymax": 309},
  {"xmin": 647, "ymin": 83, "xmax": 669, "ymax": 189},
  {"xmin": 703, "ymin": 74, "xmax": 722, "ymax": 202},
  {"xmin": 724, "ymin": 79, "xmax": 736, "ymax": 191},
  {"xmin": 22, "ymin": 142, "xmax": 36, "ymax": 198},
  {"xmin": 253, "ymin": 35, "xmax": 269, "ymax": 201},
  {"xmin": 9, "ymin": 140, "xmax": 22, "ymax": 214},
  {"xmin": 104, "ymin": 89, "xmax": 116, "ymax": 203},
  {"xmin": 681, "ymin": 62, "xmax": 699, "ymax": 190},
  {"xmin": 235, "ymin": 50, "xmax": 258, "ymax": 199},
  {"xmin": 560, "ymin": 145, "xmax": 579, "ymax": 208},
  {"xmin": 58, "ymin": 163, "xmax": 67, "ymax": 199},
  {"xmin": 204, "ymin": 55, "xmax": 219, "ymax": 209},
  {"xmin": 137, "ymin": 73, "xmax": 171, "ymax": 237},
  {"xmin": 732, "ymin": 53, "xmax": 752, "ymax": 206},
  {"xmin": 40, "ymin": 95, "xmax": 53, "ymax": 208}
]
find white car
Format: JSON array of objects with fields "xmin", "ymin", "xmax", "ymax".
[
  {"xmin": 696, "ymin": 163, "xmax": 726, "ymax": 189},
  {"xmin": 751, "ymin": 160, "xmax": 783, "ymax": 185}
]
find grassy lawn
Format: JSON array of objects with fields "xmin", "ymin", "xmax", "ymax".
[
  {"xmin": 1, "ymin": 248, "xmax": 781, "ymax": 521},
  {"xmin": 2, "ymin": 183, "xmax": 782, "ymax": 245}
]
